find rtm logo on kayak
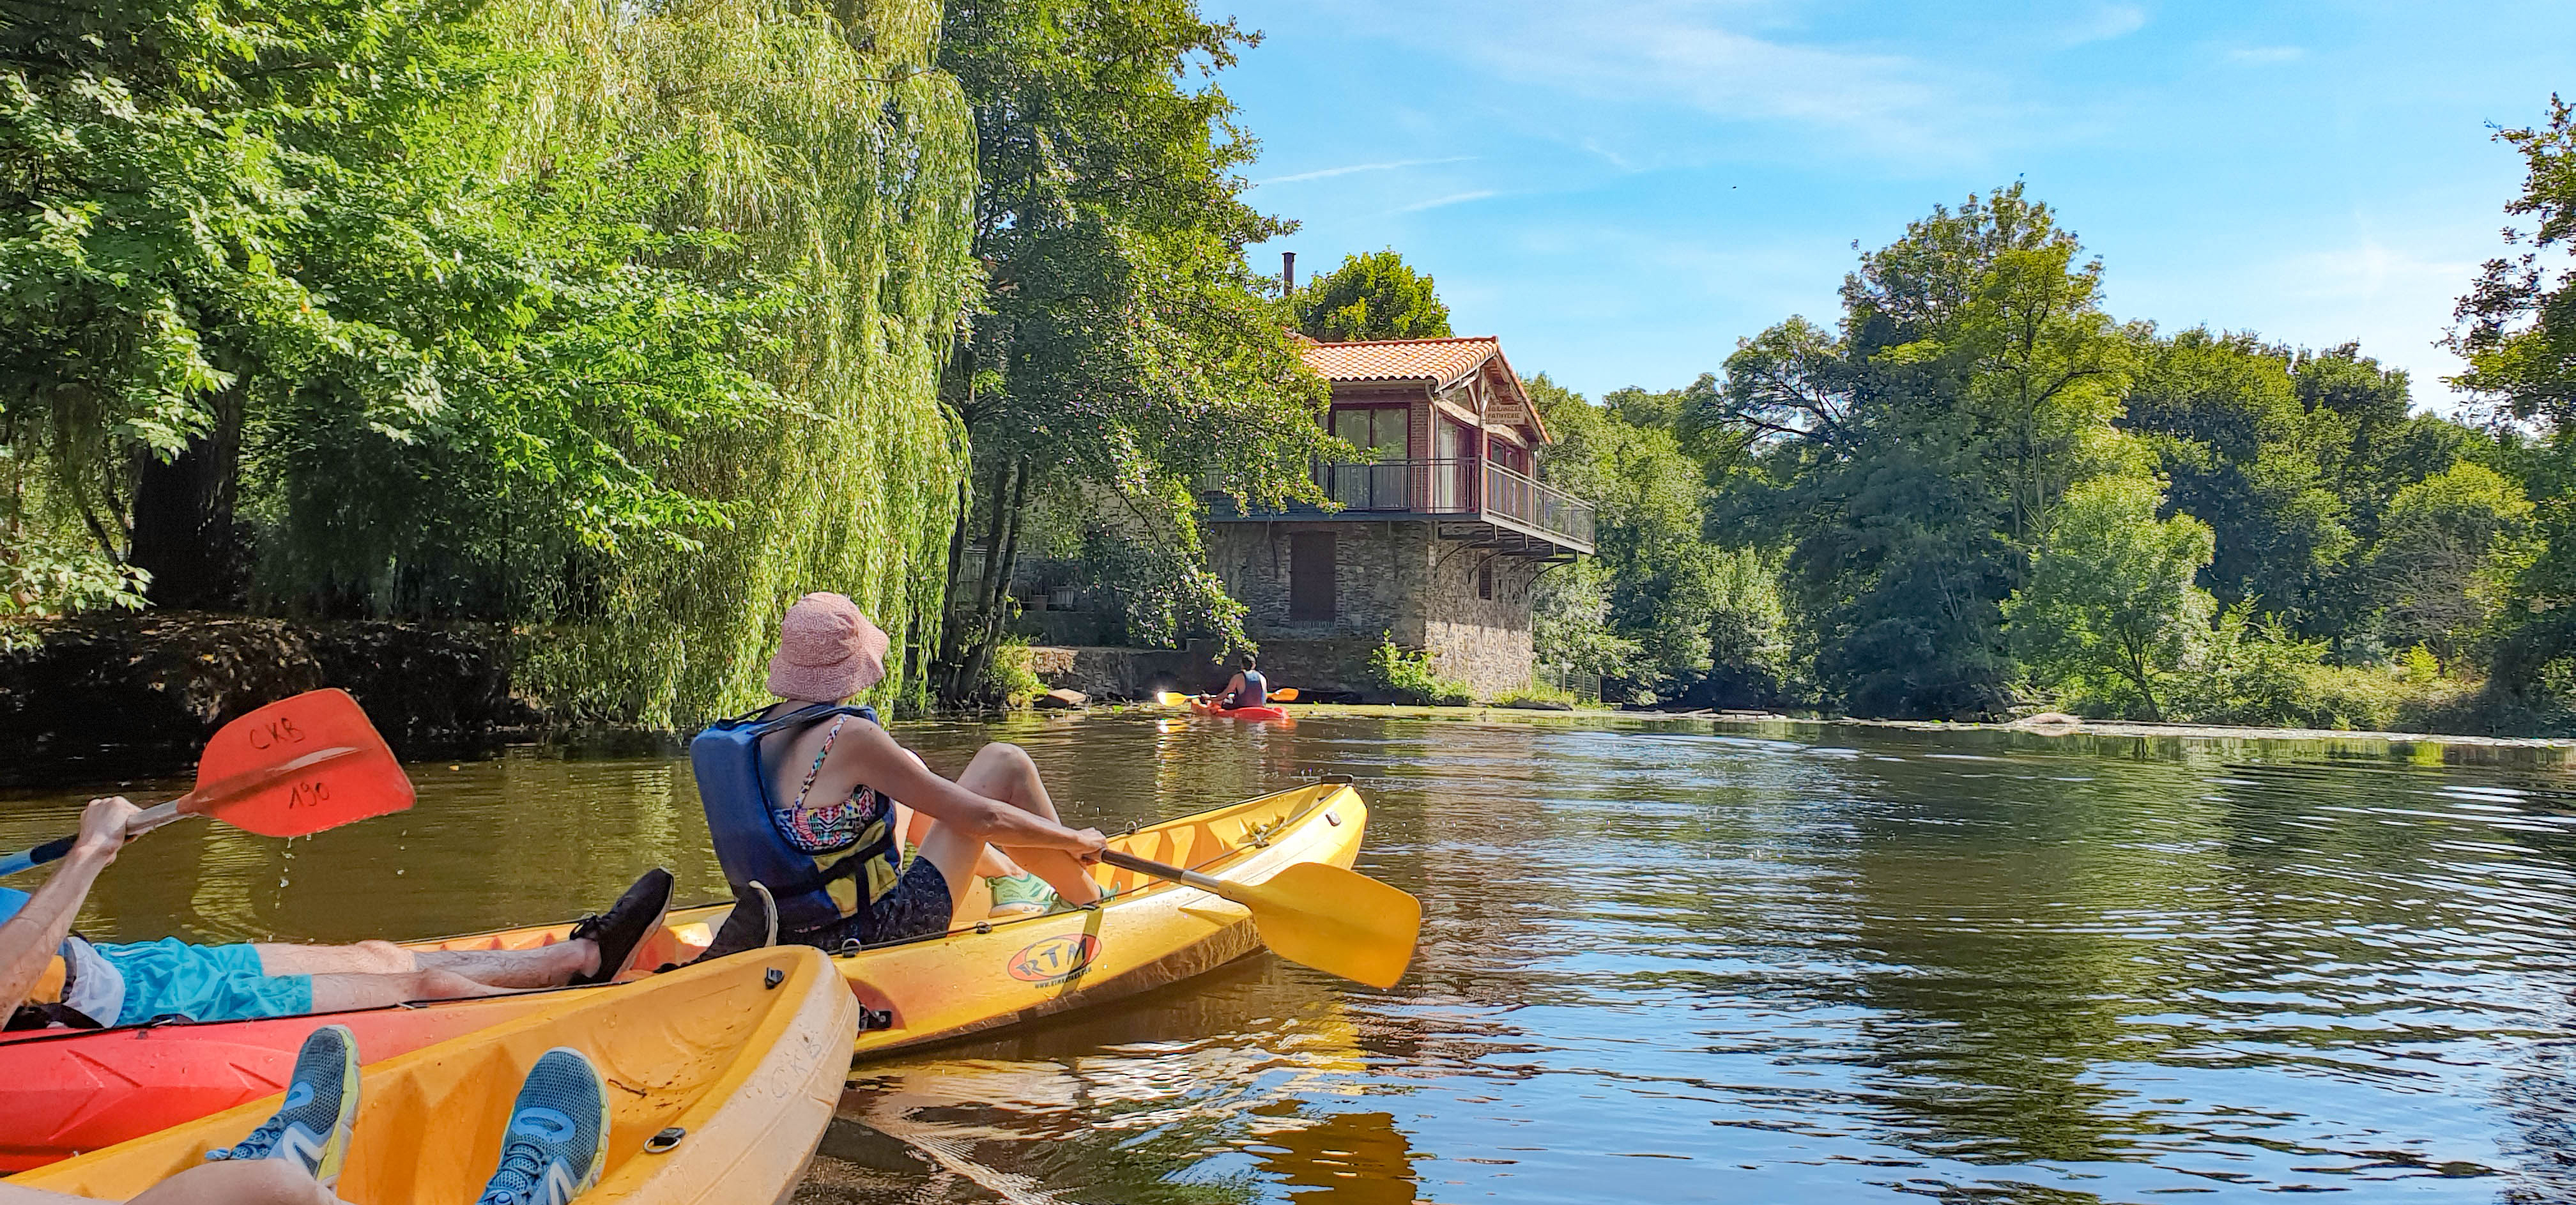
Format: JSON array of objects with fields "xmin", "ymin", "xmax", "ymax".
[{"xmin": 1008, "ymin": 934, "xmax": 1100, "ymax": 986}]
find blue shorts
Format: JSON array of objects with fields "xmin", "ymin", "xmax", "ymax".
[{"xmin": 91, "ymin": 939, "xmax": 315, "ymax": 1025}]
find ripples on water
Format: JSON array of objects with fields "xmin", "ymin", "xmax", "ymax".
[{"xmin": 6, "ymin": 715, "xmax": 2576, "ymax": 1203}]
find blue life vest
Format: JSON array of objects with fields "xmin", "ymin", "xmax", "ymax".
[
  {"xmin": 690, "ymin": 703, "xmax": 901, "ymax": 938},
  {"xmin": 0, "ymin": 887, "xmax": 26, "ymax": 924},
  {"xmin": 1234, "ymin": 668, "xmax": 1268, "ymax": 707}
]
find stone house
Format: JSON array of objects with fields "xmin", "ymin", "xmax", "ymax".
[{"xmin": 1203, "ymin": 336, "xmax": 1595, "ymax": 698}]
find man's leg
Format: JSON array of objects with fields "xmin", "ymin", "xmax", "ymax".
[
  {"xmin": 918, "ymin": 742, "xmax": 1103, "ymax": 909},
  {"xmin": 254, "ymin": 940, "xmax": 595, "ymax": 988},
  {"xmin": 305, "ymin": 968, "xmax": 525, "ymax": 1013}
]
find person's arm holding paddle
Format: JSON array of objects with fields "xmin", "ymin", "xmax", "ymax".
[{"xmin": 0, "ymin": 797, "xmax": 135, "ymax": 1021}]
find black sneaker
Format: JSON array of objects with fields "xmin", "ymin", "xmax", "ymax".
[
  {"xmin": 568, "ymin": 868, "xmax": 673, "ymax": 986},
  {"xmin": 692, "ymin": 881, "xmax": 777, "ymax": 964}
]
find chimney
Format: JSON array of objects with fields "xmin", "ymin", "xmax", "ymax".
[{"xmin": 1282, "ymin": 250, "xmax": 1296, "ymax": 293}]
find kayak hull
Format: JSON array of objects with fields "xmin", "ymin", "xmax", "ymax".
[
  {"xmin": 0, "ymin": 781, "xmax": 1367, "ymax": 1169},
  {"xmin": 6, "ymin": 947, "xmax": 856, "ymax": 1204},
  {"xmin": 1186, "ymin": 698, "xmax": 1292, "ymax": 722}
]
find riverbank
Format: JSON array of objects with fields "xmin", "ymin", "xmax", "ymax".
[{"xmin": 1192, "ymin": 702, "xmax": 2576, "ymax": 764}]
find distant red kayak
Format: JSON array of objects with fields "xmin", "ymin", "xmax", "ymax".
[{"xmin": 1188, "ymin": 697, "xmax": 1292, "ymax": 723}]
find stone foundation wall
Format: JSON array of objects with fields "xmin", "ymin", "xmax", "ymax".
[{"xmin": 1208, "ymin": 520, "xmax": 1427, "ymax": 643}]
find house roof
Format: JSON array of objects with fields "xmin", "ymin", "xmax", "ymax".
[{"xmin": 1300, "ymin": 336, "xmax": 1551, "ymax": 443}]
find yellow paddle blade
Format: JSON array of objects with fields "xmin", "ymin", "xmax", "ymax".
[
  {"xmin": 1156, "ymin": 691, "xmax": 1189, "ymax": 707},
  {"xmin": 1220, "ymin": 861, "xmax": 1422, "ymax": 989}
]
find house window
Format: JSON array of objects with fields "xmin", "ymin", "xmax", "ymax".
[
  {"xmin": 1290, "ymin": 533, "xmax": 1337, "ymax": 621},
  {"xmin": 1331, "ymin": 406, "xmax": 1409, "ymax": 509},
  {"xmin": 1478, "ymin": 559, "xmax": 1493, "ymax": 600}
]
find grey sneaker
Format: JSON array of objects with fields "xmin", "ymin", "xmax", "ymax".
[
  {"xmin": 204, "ymin": 1022, "xmax": 361, "ymax": 1190},
  {"xmin": 473, "ymin": 1047, "xmax": 611, "ymax": 1204}
]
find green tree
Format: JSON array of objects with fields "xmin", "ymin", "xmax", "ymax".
[
  {"xmin": 2005, "ymin": 474, "xmax": 2216, "ymax": 720},
  {"xmin": 2365, "ymin": 462, "xmax": 2535, "ymax": 662},
  {"xmin": 1712, "ymin": 184, "xmax": 2133, "ymax": 718},
  {"xmin": 2450, "ymin": 96, "xmax": 2576, "ymax": 709},
  {"xmin": 0, "ymin": 0, "xmax": 980, "ymax": 720},
  {"xmin": 932, "ymin": 0, "xmax": 1333, "ymax": 699},
  {"xmin": 1293, "ymin": 249, "xmax": 1453, "ymax": 342},
  {"xmin": 2120, "ymin": 329, "xmax": 2352, "ymax": 625},
  {"xmin": 1530, "ymin": 373, "xmax": 1783, "ymax": 703}
]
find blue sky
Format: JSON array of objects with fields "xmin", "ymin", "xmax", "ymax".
[{"xmin": 1220, "ymin": 1, "xmax": 2576, "ymax": 411}]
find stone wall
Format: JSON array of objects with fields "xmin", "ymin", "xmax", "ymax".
[
  {"xmin": 1206, "ymin": 520, "xmax": 1427, "ymax": 644},
  {"xmin": 1204, "ymin": 519, "xmax": 1542, "ymax": 700},
  {"xmin": 1420, "ymin": 544, "xmax": 1542, "ymax": 698}
]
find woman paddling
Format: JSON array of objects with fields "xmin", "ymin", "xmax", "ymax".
[{"xmin": 691, "ymin": 592, "xmax": 1107, "ymax": 959}]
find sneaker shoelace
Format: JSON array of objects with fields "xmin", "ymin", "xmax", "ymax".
[
  {"xmin": 473, "ymin": 1137, "xmax": 551, "ymax": 1204},
  {"xmin": 204, "ymin": 1113, "xmax": 288, "ymax": 1163}
]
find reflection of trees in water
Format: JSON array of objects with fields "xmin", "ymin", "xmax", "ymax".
[
  {"xmin": 818, "ymin": 951, "xmax": 1427, "ymax": 1205},
  {"xmin": 1821, "ymin": 747, "xmax": 2230, "ymax": 1164}
]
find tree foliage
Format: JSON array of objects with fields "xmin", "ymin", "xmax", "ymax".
[
  {"xmin": 931, "ymin": 0, "xmax": 1333, "ymax": 698},
  {"xmin": 0, "ymin": 0, "xmax": 977, "ymax": 722},
  {"xmin": 1293, "ymin": 249, "xmax": 1453, "ymax": 342},
  {"xmin": 2004, "ymin": 475, "xmax": 2216, "ymax": 719}
]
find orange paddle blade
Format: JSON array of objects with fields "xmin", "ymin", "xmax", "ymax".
[{"xmin": 190, "ymin": 689, "xmax": 414, "ymax": 838}]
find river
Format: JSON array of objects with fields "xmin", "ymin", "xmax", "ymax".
[{"xmin": 5, "ymin": 712, "xmax": 2575, "ymax": 1203}]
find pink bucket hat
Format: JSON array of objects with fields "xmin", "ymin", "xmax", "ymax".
[{"xmin": 766, "ymin": 592, "xmax": 890, "ymax": 702}]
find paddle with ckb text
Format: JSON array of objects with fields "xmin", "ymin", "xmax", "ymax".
[{"xmin": 0, "ymin": 689, "xmax": 415, "ymax": 877}]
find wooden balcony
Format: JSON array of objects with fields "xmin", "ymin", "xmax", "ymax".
[{"xmin": 1205, "ymin": 458, "xmax": 1595, "ymax": 557}]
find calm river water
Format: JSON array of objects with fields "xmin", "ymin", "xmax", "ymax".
[{"xmin": 6, "ymin": 713, "xmax": 2576, "ymax": 1204}]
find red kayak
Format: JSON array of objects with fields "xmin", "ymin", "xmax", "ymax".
[
  {"xmin": 0, "ymin": 924, "xmax": 701, "ymax": 1171},
  {"xmin": 0, "ymin": 994, "xmax": 546, "ymax": 1171},
  {"xmin": 1187, "ymin": 697, "xmax": 1291, "ymax": 722}
]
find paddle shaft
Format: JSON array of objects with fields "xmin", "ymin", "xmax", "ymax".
[
  {"xmin": 0, "ymin": 747, "xmax": 358, "ymax": 878},
  {"xmin": 1098, "ymin": 849, "xmax": 1227, "ymax": 893}
]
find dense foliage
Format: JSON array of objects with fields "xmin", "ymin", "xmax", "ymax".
[
  {"xmin": 1534, "ymin": 176, "xmax": 2552, "ymax": 729},
  {"xmin": 1, "ymin": 0, "xmax": 976, "ymax": 719},
  {"xmin": 929, "ymin": 0, "xmax": 1334, "ymax": 700},
  {"xmin": 1293, "ymin": 249, "xmax": 1453, "ymax": 342}
]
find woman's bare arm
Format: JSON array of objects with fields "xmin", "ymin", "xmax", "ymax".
[
  {"xmin": 1, "ymin": 797, "xmax": 135, "ymax": 1018},
  {"xmin": 833, "ymin": 725, "xmax": 1101, "ymax": 856}
]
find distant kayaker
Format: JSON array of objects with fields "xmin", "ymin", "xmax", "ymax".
[
  {"xmin": 690, "ymin": 592, "xmax": 1108, "ymax": 960},
  {"xmin": 0, "ymin": 797, "xmax": 675, "ymax": 1031},
  {"xmin": 1218, "ymin": 652, "xmax": 1268, "ymax": 710}
]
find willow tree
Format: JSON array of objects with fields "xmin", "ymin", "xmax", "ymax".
[
  {"xmin": 483, "ymin": 0, "xmax": 976, "ymax": 722},
  {"xmin": 1, "ymin": 0, "xmax": 976, "ymax": 721},
  {"xmin": 932, "ymin": 0, "xmax": 1333, "ymax": 699}
]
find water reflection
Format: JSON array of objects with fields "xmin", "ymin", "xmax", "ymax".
[{"xmin": 7, "ymin": 713, "xmax": 2576, "ymax": 1202}]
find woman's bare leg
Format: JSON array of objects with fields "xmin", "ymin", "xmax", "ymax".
[
  {"xmin": 256, "ymin": 940, "xmax": 595, "ymax": 988},
  {"xmin": 901, "ymin": 804, "xmax": 1015, "ymax": 879},
  {"xmin": 945, "ymin": 742, "xmax": 1102, "ymax": 905}
]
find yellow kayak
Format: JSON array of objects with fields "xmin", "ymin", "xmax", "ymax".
[
  {"xmin": 411, "ymin": 778, "xmax": 1370, "ymax": 1056},
  {"xmin": 8, "ymin": 948, "xmax": 856, "ymax": 1204}
]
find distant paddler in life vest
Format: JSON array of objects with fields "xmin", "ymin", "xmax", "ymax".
[
  {"xmin": 690, "ymin": 592, "xmax": 1109, "ymax": 961},
  {"xmin": 1217, "ymin": 653, "xmax": 1268, "ymax": 709}
]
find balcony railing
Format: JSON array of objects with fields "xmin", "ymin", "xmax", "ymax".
[{"xmin": 1213, "ymin": 458, "xmax": 1595, "ymax": 552}]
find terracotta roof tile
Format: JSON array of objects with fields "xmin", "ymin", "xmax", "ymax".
[{"xmin": 1301, "ymin": 336, "xmax": 1503, "ymax": 390}]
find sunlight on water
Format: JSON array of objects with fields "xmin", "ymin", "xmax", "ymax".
[{"xmin": 6, "ymin": 714, "xmax": 2575, "ymax": 1203}]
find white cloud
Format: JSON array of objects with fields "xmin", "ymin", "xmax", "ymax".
[
  {"xmin": 1255, "ymin": 156, "xmax": 1476, "ymax": 186},
  {"xmin": 1344, "ymin": 0, "xmax": 2011, "ymax": 162},
  {"xmin": 1391, "ymin": 190, "xmax": 1499, "ymax": 215}
]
